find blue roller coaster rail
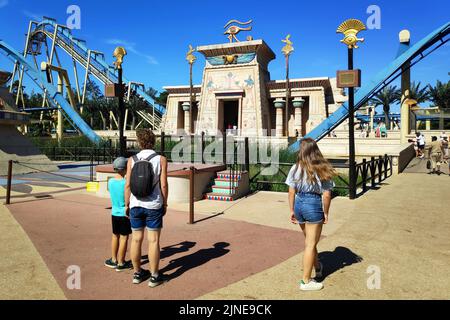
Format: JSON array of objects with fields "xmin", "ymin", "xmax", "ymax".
[
  {"xmin": 33, "ymin": 18, "xmax": 165, "ymax": 115},
  {"xmin": 0, "ymin": 40, "xmax": 102, "ymax": 144},
  {"xmin": 289, "ymin": 21, "xmax": 450, "ymax": 152}
]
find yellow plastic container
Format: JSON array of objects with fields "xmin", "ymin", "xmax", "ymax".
[{"xmin": 86, "ymin": 182, "xmax": 99, "ymax": 192}]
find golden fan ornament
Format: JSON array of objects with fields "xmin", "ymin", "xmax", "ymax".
[{"xmin": 336, "ymin": 19, "xmax": 366, "ymax": 49}]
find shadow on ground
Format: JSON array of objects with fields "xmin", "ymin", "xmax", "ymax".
[
  {"xmin": 160, "ymin": 242, "xmax": 230, "ymax": 280},
  {"xmin": 317, "ymin": 246, "xmax": 363, "ymax": 281}
]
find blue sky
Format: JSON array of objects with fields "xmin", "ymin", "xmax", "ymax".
[{"xmin": 0, "ymin": 0, "xmax": 448, "ymax": 113}]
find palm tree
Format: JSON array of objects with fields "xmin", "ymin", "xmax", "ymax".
[
  {"xmin": 370, "ymin": 85, "xmax": 401, "ymax": 129},
  {"xmin": 428, "ymin": 80, "xmax": 450, "ymax": 129},
  {"xmin": 428, "ymin": 80, "xmax": 450, "ymax": 110},
  {"xmin": 408, "ymin": 81, "xmax": 430, "ymax": 104}
]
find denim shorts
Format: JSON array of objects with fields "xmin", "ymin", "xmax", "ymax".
[
  {"xmin": 130, "ymin": 207, "xmax": 164, "ymax": 231},
  {"xmin": 294, "ymin": 192, "xmax": 324, "ymax": 224}
]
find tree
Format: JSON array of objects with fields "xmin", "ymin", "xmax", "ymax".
[
  {"xmin": 370, "ymin": 85, "xmax": 401, "ymax": 130},
  {"xmin": 408, "ymin": 81, "xmax": 430, "ymax": 104},
  {"xmin": 428, "ymin": 80, "xmax": 450, "ymax": 110},
  {"xmin": 428, "ymin": 80, "xmax": 450, "ymax": 129}
]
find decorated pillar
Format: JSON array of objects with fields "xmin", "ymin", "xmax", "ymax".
[
  {"xmin": 274, "ymin": 98, "xmax": 285, "ymax": 137},
  {"xmin": 293, "ymin": 97, "xmax": 305, "ymax": 137},
  {"xmin": 182, "ymin": 101, "xmax": 191, "ymax": 134}
]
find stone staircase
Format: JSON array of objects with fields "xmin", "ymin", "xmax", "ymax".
[{"xmin": 206, "ymin": 170, "xmax": 249, "ymax": 201}]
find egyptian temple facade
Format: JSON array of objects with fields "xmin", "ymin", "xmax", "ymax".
[{"xmin": 161, "ymin": 39, "xmax": 347, "ymax": 138}]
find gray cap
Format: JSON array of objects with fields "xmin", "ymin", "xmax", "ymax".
[{"xmin": 113, "ymin": 157, "xmax": 128, "ymax": 171}]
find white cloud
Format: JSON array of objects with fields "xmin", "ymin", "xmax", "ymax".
[
  {"xmin": 105, "ymin": 38, "xmax": 158, "ymax": 65},
  {"xmin": 23, "ymin": 10, "xmax": 42, "ymax": 20}
]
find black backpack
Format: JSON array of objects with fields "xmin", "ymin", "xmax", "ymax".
[{"xmin": 130, "ymin": 153, "xmax": 159, "ymax": 198}]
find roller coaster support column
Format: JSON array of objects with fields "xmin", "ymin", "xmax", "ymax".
[{"xmin": 399, "ymin": 30, "xmax": 412, "ymax": 144}]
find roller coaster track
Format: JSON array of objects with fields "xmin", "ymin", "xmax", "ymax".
[
  {"xmin": 30, "ymin": 18, "xmax": 163, "ymax": 129},
  {"xmin": 289, "ymin": 21, "xmax": 450, "ymax": 151}
]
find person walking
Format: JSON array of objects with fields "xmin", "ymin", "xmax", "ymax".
[
  {"xmin": 125, "ymin": 129, "xmax": 169, "ymax": 287},
  {"xmin": 285, "ymin": 138, "xmax": 336, "ymax": 291},
  {"xmin": 439, "ymin": 132, "xmax": 448, "ymax": 164},
  {"xmin": 428, "ymin": 136, "xmax": 444, "ymax": 175}
]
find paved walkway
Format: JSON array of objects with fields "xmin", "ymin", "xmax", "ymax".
[
  {"xmin": 403, "ymin": 156, "xmax": 450, "ymax": 174},
  {"xmin": 1, "ymin": 162, "xmax": 449, "ymax": 299}
]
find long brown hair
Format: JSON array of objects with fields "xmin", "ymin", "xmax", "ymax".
[{"xmin": 295, "ymin": 138, "xmax": 336, "ymax": 183}]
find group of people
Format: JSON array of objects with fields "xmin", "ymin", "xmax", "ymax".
[
  {"xmin": 104, "ymin": 129, "xmax": 336, "ymax": 291},
  {"xmin": 105, "ymin": 129, "xmax": 169, "ymax": 287},
  {"xmin": 412, "ymin": 131, "xmax": 449, "ymax": 175}
]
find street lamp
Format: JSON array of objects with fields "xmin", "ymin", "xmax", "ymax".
[
  {"xmin": 186, "ymin": 45, "xmax": 197, "ymax": 134},
  {"xmin": 282, "ymin": 35, "xmax": 294, "ymax": 137},
  {"xmin": 336, "ymin": 19, "xmax": 366, "ymax": 200},
  {"xmin": 112, "ymin": 46, "xmax": 127, "ymax": 156}
]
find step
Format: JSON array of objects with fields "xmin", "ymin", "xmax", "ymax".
[
  {"xmin": 214, "ymin": 179, "xmax": 239, "ymax": 187},
  {"xmin": 205, "ymin": 192, "xmax": 237, "ymax": 202},
  {"xmin": 216, "ymin": 171, "xmax": 245, "ymax": 181},
  {"xmin": 211, "ymin": 185, "xmax": 237, "ymax": 195}
]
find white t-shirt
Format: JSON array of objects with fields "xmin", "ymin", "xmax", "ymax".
[
  {"xmin": 418, "ymin": 135, "xmax": 426, "ymax": 146},
  {"xmin": 129, "ymin": 149, "xmax": 163, "ymax": 210}
]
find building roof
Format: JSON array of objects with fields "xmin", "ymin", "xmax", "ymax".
[
  {"xmin": 163, "ymin": 85, "xmax": 202, "ymax": 95},
  {"xmin": 266, "ymin": 77, "xmax": 331, "ymax": 90},
  {"xmin": 196, "ymin": 39, "xmax": 275, "ymax": 61}
]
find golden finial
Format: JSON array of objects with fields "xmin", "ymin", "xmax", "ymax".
[
  {"xmin": 224, "ymin": 19, "xmax": 253, "ymax": 43},
  {"xmin": 186, "ymin": 45, "xmax": 197, "ymax": 65},
  {"xmin": 336, "ymin": 19, "xmax": 366, "ymax": 49},
  {"xmin": 281, "ymin": 34, "xmax": 294, "ymax": 56},
  {"xmin": 113, "ymin": 46, "xmax": 127, "ymax": 69}
]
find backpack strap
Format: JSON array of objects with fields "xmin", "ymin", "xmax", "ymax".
[
  {"xmin": 132, "ymin": 155, "xmax": 139, "ymax": 163},
  {"xmin": 145, "ymin": 153, "xmax": 159, "ymax": 162}
]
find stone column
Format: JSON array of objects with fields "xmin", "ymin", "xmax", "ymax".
[
  {"xmin": 399, "ymin": 30, "xmax": 411, "ymax": 144},
  {"xmin": 57, "ymin": 75, "xmax": 64, "ymax": 143},
  {"xmin": 182, "ymin": 101, "xmax": 191, "ymax": 134},
  {"xmin": 424, "ymin": 110, "xmax": 431, "ymax": 131},
  {"xmin": 293, "ymin": 97, "xmax": 305, "ymax": 137},
  {"xmin": 274, "ymin": 98, "xmax": 285, "ymax": 137}
]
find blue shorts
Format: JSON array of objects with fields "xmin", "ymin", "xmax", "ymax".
[
  {"xmin": 130, "ymin": 207, "xmax": 164, "ymax": 231},
  {"xmin": 294, "ymin": 192, "xmax": 324, "ymax": 224}
]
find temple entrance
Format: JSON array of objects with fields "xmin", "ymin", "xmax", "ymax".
[{"xmin": 218, "ymin": 100, "xmax": 239, "ymax": 134}]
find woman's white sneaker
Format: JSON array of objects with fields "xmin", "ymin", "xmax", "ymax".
[{"xmin": 300, "ymin": 279, "xmax": 324, "ymax": 291}]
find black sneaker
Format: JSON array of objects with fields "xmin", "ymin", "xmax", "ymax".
[
  {"xmin": 132, "ymin": 269, "xmax": 151, "ymax": 284},
  {"xmin": 148, "ymin": 274, "xmax": 166, "ymax": 288},
  {"xmin": 104, "ymin": 258, "xmax": 117, "ymax": 269},
  {"xmin": 116, "ymin": 260, "xmax": 133, "ymax": 272}
]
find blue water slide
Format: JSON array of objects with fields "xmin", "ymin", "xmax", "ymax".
[
  {"xmin": 35, "ymin": 18, "xmax": 165, "ymax": 115},
  {"xmin": 289, "ymin": 21, "xmax": 450, "ymax": 152},
  {"xmin": 0, "ymin": 40, "xmax": 102, "ymax": 144}
]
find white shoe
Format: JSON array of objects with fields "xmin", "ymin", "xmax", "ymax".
[
  {"xmin": 300, "ymin": 279, "xmax": 324, "ymax": 291},
  {"xmin": 315, "ymin": 262, "xmax": 323, "ymax": 278}
]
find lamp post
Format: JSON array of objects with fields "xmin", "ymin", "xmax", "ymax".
[
  {"xmin": 282, "ymin": 35, "xmax": 294, "ymax": 137},
  {"xmin": 186, "ymin": 45, "xmax": 197, "ymax": 134},
  {"xmin": 336, "ymin": 19, "xmax": 366, "ymax": 200},
  {"xmin": 113, "ymin": 47, "xmax": 127, "ymax": 156}
]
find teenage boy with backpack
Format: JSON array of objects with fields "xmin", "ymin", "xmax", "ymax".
[{"xmin": 125, "ymin": 129, "xmax": 168, "ymax": 287}]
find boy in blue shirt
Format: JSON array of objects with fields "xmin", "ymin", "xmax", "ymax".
[{"xmin": 104, "ymin": 157, "xmax": 133, "ymax": 271}]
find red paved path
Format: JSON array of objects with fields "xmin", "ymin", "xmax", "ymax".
[{"xmin": 8, "ymin": 194, "xmax": 302, "ymax": 299}]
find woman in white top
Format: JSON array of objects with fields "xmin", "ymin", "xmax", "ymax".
[
  {"xmin": 285, "ymin": 138, "xmax": 336, "ymax": 291},
  {"xmin": 125, "ymin": 129, "xmax": 168, "ymax": 287}
]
